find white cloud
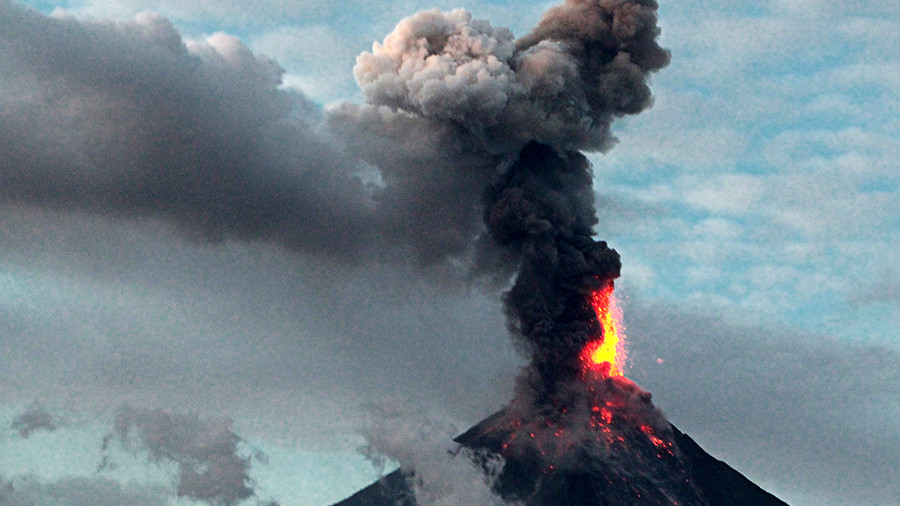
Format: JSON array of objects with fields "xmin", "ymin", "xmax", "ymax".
[{"xmin": 677, "ymin": 174, "xmax": 764, "ymax": 215}]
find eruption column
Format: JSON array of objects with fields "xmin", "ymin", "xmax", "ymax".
[
  {"xmin": 338, "ymin": 4, "xmax": 790, "ymax": 504},
  {"xmin": 351, "ymin": 0, "xmax": 669, "ymax": 408}
]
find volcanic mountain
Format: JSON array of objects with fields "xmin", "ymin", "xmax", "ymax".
[
  {"xmin": 335, "ymin": 286, "xmax": 787, "ymax": 506},
  {"xmin": 335, "ymin": 379, "xmax": 789, "ymax": 506}
]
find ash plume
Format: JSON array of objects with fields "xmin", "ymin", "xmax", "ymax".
[
  {"xmin": 341, "ymin": 0, "xmax": 668, "ymax": 401},
  {"xmin": 2, "ymin": 0, "xmax": 667, "ymax": 404},
  {"xmin": 0, "ymin": 1, "xmax": 377, "ymax": 261},
  {"xmin": 477, "ymin": 0, "xmax": 669, "ymax": 398}
]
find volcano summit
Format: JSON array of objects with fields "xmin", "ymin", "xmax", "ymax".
[
  {"xmin": 336, "ymin": 375, "xmax": 789, "ymax": 505},
  {"xmin": 335, "ymin": 283, "xmax": 787, "ymax": 504}
]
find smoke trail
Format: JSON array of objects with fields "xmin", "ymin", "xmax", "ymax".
[{"xmin": 343, "ymin": 0, "xmax": 668, "ymax": 400}]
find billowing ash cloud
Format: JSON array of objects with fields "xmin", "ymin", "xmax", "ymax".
[
  {"xmin": 2, "ymin": 0, "xmax": 666, "ymax": 404},
  {"xmin": 353, "ymin": 1, "xmax": 668, "ymax": 154},
  {"xmin": 331, "ymin": 0, "xmax": 667, "ymax": 274},
  {"xmin": 337, "ymin": 0, "xmax": 668, "ymax": 399},
  {"xmin": 11, "ymin": 402, "xmax": 59, "ymax": 438},
  {"xmin": 0, "ymin": 1, "xmax": 376, "ymax": 260},
  {"xmin": 105, "ymin": 406, "xmax": 260, "ymax": 505}
]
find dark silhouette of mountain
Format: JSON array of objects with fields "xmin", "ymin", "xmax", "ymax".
[{"xmin": 334, "ymin": 406, "xmax": 788, "ymax": 506}]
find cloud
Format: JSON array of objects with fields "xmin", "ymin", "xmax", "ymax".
[
  {"xmin": 0, "ymin": 2, "xmax": 380, "ymax": 262},
  {"xmin": 0, "ymin": 475, "xmax": 169, "ymax": 506},
  {"xmin": 360, "ymin": 401, "xmax": 507, "ymax": 505},
  {"xmin": 622, "ymin": 300, "xmax": 900, "ymax": 505},
  {"xmin": 11, "ymin": 402, "xmax": 59, "ymax": 438},
  {"xmin": 106, "ymin": 406, "xmax": 262, "ymax": 505}
]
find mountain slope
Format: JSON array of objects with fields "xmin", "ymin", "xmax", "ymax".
[{"xmin": 335, "ymin": 404, "xmax": 788, "ymax": 506}]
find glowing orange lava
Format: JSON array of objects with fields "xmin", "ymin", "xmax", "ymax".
[
  {"xmin": 582, "ymin": 283, "xmax": 626, "ymax": 378},
  {"xmin": 640, "ymin": 425, "xmax": 674, "ymax": 455}
]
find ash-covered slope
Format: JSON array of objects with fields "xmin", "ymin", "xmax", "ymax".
[{"xmin": 334, "ymin": 377, "xmax": 788, "ymax": 506}]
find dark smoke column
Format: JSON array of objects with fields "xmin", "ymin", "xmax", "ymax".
[
  {"xmin": 488, "ymin": 0, "xmax": 669, "ymax": 403},
  {"xmin": 496, "ymin": 0, "xmax": 668, "ymax": 400},
  {"xmin": 484, "ymin": 143, "xmax": 622, "ymax": 401},
  {"xmin": 350, "ymin": 0, "xmax": 668, "ymax": 402},
  {"xmin": 487, "ymin": 0, "xmax": 668, "ymax": 402}
]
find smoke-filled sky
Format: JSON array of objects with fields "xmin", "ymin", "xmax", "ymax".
[{"xmin": 1, "ymin": 0, "xmax": 898, "ymax": 505}]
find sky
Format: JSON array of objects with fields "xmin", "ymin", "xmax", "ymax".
[{"xmin": 0, "ymin": 0, "xmax": 898, "ymax": 505}]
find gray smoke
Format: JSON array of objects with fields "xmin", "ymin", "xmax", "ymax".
[
  {"xmin": 0, "ymin": 1, "xmax": 376, "ymax": 261},
  {"xmin": 1, "ymin": 0, "xmax": 667, "ymax": 404},
  {"xmin": 338, "ymin": 0, "xmax": 668, "ymax": 400}
]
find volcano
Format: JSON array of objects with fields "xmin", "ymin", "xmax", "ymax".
[
  {"xmin": 336, "ymin": 285, "xmax": 786, "ymax": 505},
  {"xmin": 333, "ymin": 2, "xmax": 786, "ymax": 503},
  {"xmin": 334, "ymin": 388, "xmax": 789, "ymax": 505},
  {"xmin": 334, "ymin": 281, "xmax": 787, "ymax": 505}
]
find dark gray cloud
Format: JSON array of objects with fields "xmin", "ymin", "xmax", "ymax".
[
  {"xmin": 10, "ymin": 402, "xmax": 58, "ymax": 438},
  {"xmin": 622, "ymin": 299, "xmax": 900, "ymax": 505},
  {"xmin": 0, "ymin": 1, "xmax": 376, "ymax": 261}
]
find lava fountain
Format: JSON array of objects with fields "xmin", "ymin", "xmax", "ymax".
[{"xmin": 582, "ymin": 282, "xmax": 626, "ymax": 379}]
